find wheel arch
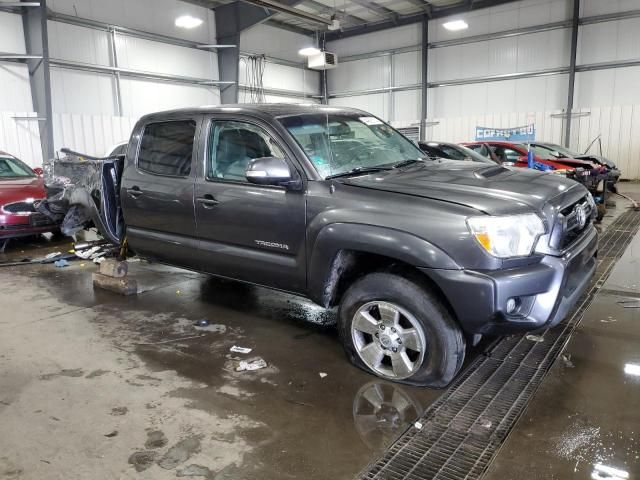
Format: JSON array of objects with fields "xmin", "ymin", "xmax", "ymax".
[{"xmin": 307, "ymin": 223, "xmax": 460, "ymax": 310}]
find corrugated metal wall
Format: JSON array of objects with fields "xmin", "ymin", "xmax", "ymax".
[
  {"xmin": 0, "ymin": 113, "xmax": 44, "ymax": 167},
  {"xmin": 327, "ymin": 0, "xmax": 640, "ymax": 179}
]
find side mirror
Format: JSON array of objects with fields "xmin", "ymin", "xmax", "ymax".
[
  {"xmin": 32, "ymin": 167, "xmax": 44, "ymax": 176},
  {"xmin": 245, "ymin": 157, "xmax": 301, "ymax": 189}
]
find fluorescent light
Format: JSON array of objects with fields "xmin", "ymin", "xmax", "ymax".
[
  {"xmin": 443, "ymin": 19, "xmax": 468, "ymax": 31},
  {"xmin": 298, "ymin": 47, "xmax": 321, "ymax": 56},
  {"xmin": 624, "ymin": 363, "xmax": 640, "ymax": 376},
  {"xmin": 175, "ymin": 15, "xmax": 203, "ymax": 29}
]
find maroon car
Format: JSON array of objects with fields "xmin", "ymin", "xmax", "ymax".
[{"xmin": 0, "ymin": 151, "xmax": 59, "ymax": 241}]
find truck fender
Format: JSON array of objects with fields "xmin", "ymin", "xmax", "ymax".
[{"xmin": 307, "ymin": 223, "xmax": 460, "ymax": 306}]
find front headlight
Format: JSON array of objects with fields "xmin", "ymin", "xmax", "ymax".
[{"xmin": 467, "ymin": 213, "xmax": 545, "ymax": 258}]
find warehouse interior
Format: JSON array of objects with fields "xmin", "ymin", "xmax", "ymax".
[{"xmin": 1, "ymin": 0, "xmax": 640, "ymax": 479}]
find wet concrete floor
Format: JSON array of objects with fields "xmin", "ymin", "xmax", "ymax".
[
  {"xmin": 0, "ymin": 236, "xmax": 453, "ymax": 479},
  {"xmin": 0, "ymin": 184, "xmax": 637, "ymax": 479},
  {"xmin": 484, "ymin": 184, "xmax": 640, "ymax": 480}
]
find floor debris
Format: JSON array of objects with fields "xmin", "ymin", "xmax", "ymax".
[
  {"xmin": 319, "ymin": 372, "xmax": 328, "ymax": 378},
  {"xmin": 526, "ymin": 334, "xmax": 545, "ymax": 343},
  {"xmin": 230, "ymin": 346, "xmax": 252, "ymax": 354},
  {"xmin": 194, "ymin": 323, "xmax": 226, "ymax": 333},
  {"xmin": 104, "ymin": 431, "xmax": 118, "ymax": 438},
  {"xmin": 128, "ymin": 450, "xmax": 157, "ymax": 472},
  {"xmin": 236, "ymin": 358, "xmax": 267, "ymax": 372},
  {"xmin": 157, "ymin": 436, "xmax": 202, "ymax": 470},
  {"xmin": 176, "ymin": 464, "xmax": 214, "ymax": 477},
  {"xmin": 54, "ymin": 259, "xmax": 69, "ymax": 268}
]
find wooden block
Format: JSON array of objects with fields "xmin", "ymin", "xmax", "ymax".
[
  {"xmin": 92, "ymin": 272, "xmax": 137, "ymax": 296},
  {"xmin": 99, "ymin": 258, "xmax": 128, "ymax": 278}
]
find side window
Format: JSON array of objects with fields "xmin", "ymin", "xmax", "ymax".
[
  {"xmin": 208, "ymin": 121, "xmax": 285, "ymax": 183},
  {"xmin": 137, "ymin": 120, "xmax": 196, "ymax": 177},
  {"xmin": 493, "ymin": 147, "xmax": 521, "ymax": 163}
]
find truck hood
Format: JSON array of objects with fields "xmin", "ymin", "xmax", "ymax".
[{"xmin": 341, "ymin": 160, "xmax": 581, "ymax": 216}]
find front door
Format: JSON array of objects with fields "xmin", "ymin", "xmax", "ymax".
[
  {"xmin": 121, "ymin": 117, "xmax": 201, "ymax": 269},
  {"xmin": 194, "ymin": 118, "xmax": 306, "ymax": 292}
]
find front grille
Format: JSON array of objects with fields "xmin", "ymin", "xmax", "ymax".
[
  {"xmin": 2, "ymin": 201, "xmax": 39, "ymax": 214},
  {"xmin": 553, "ymin": 195, "xmax": 592, "ymax": 250}
]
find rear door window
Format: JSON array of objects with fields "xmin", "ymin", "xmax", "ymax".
[{"xmin": 137, "ymin": 120, "xmax": 196, "ymax": 177}]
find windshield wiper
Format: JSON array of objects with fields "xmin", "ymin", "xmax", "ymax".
[
  {"xmin": 325, "ymin": 166, "xmax": 392, "ymax": 180},
  {"xmin": 391, "ymin": 158, "xmax": 425, "ymax": 168}
]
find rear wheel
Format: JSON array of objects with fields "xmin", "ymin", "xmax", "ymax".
[{"xmin": 338, "ymin": 272, "xmax": 465, "ymax": 387}]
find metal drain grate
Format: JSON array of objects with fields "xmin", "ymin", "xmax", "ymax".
[{"xmin": 358, "ymin": 209, "xmax": 640, "ymax": 480}]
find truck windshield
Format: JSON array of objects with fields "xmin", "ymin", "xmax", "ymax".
[
  {"xmin": 0, "ymin": 156, "xmax": 36, "ymax": 178},
  {"xmin": 278, "ymin": 113, "xmax": 425, "ymax": 179}
]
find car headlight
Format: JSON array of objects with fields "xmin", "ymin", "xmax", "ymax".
[{"xmin": 467, "ymin": 213, "xmax": 545, "ymax": 258}]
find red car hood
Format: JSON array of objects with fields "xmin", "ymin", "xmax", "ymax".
[{"xmin": 0, "ymin": 176, "xmax": 46, "ymax": 206}]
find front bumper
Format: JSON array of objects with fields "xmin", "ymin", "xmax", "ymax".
[
  {"xmin": 0, "ymin": 213, "xmax": 58, "ymax": 238},
  {"xmin": 424, "ymin": 225, "xmax": 598, "ymax": 335}
]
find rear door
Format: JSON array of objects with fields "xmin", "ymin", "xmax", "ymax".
[
  {"xmin": 193, "ymin": 116, "xmax": 307, "ymax": 292},
  {"xmin": 121, "ymin": 117, "xmax": 201, "ymax": 269}
]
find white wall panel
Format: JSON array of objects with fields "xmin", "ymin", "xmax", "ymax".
[
  {"xmin": 429, "ymin": 29, "xmax": 569, "ymax": 82},
  {"xmin": 119, "ymin": 78, "xmax": 219, "ymax": 118},
  {"xmin": 578, "ymin": 18, "xmax": 640, "ymax": 64},
  {"xmin": 52, "ymin": 113, "xmax": 137, "ymax": 157},
  {"xmin": 241, "ymin": 24, "xmax": 313, "ymax": 63},
  {"xmin": 116, "ymin": 35, "xmax": 217, "ymax": 79},
  {"xmin": 48, "ymin": 21, "xmax": 111, "ymax": 65},
  {"xmin": 329, "ymin": 94, "xmax": 389, "ymax": 120},
  {"xmin": 431, "ymin": 0, "xmax": 570, "ymax": 42},
  {"xmin": 392, "ymin": 90, "xmax": 421, "ymax": 125},
  {"xmin": 581, "ymin": 0, "xmax": 640, "ymax": 17},
  {"xmin": 0, "ymin": 113, "xmax": 43, "ymax": 167},
  {"xmin": 0, "ymin": 12, "xmax": 34, "ymax": 113},
  {"xmin": 328, "ymin": 57, "xmax": 389, "ymax": 93},
  {"xmin": 575, "ymin": 66, "xmax": 640, "ymax": 108},
  {"xmin": 394, "ymin": 51, "xmax": 421, "ymax": 87},
  {"xmin": 50, "ymin": 68, "xmax": 117, "ymax": 116},
  {"xmin": 328, "ymin": 24, "xmax": 421, "ymax": 57},
  {"xmin": 0, "ymin": 11, "xmax": 27, "ymax": 53},
  {"xmin": 239, "ymin": 62, "xmax": 317, "ymax": 94},
  {"xmin": 0, "ymin": 65, "xmax": 34, "ymax": 112},
  {"xmin": 48, "ymin": 0, "xmax": 216, "ymax": 43}
]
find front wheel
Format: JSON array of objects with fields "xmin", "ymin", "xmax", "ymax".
[{"xmin": 338, "ymin": 272, "xmax": 465, "ymax": 387}]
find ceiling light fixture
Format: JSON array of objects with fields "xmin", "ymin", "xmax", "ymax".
[
  {"xmin": 175, "ymin": 15, "xmax": 203, "ymax": 29},
  {"xmin": 443, "ymin": 19, "xmax": 468, "ymax": 31},
  {"xmin": 298, "ymin": 47, "xmax": 321, "ymax": 56}
]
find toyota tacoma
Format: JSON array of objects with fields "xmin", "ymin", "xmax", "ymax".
[{"xmin": 42, "ymin": 105, "xmax": 598, "ymax": 387}]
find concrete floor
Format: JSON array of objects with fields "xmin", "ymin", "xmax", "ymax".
[{"xmin": 0, "ymin": 184, "xmax": 638, "ymax": 480}]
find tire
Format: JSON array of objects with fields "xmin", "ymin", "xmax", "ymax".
[{"xmin": 338, "ymin": 272, "xmax": 465, "ymax": 388}]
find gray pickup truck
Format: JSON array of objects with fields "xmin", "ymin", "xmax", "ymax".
[{"xmin": 43, "ymin": 104, "xmax": 598, "ymax": 387}]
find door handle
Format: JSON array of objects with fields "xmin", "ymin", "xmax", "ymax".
[
  {"xmin": 126, "ymin": 186, "xmax": 143, "ymax": 198},
  {"xmin": 196, "ymin": 194, "xmax": 219, "ymax": 209}
]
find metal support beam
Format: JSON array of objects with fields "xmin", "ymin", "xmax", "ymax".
[
  {"xmin": 239, "ymin": 0, "xmax": 332, "ymax": 26},
  {"xmin": 21, "ymin": 0, "xmax": 53, "ymax": 161},
  {"xmin": 349, "ymin": 0, "xmax": 398, "ymax": 20},
  {"xmin": 214, "ymin": 0, "xmax": 307, "ymax": 104},
  {"xmin": 420, "ymin": 15, "xmax": 428, "ymax": 142},
  {"xmin": 109, "ymin": 29, "xmax": 123, "ymax": 116},
  {"xmin": 319, "ymin": 33, "xmax": 328, "ymax": 104},
  {"xmin": 564, "ymin": 0, "xmax": 579, "ymax": 147}
]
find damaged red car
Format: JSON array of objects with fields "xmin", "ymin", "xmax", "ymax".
[{"xmin": 0, "ymin": 151, "xmax": 59, "ymax": 243}]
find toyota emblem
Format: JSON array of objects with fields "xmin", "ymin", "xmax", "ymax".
[{"xmin": 575, "ymin": 204, "xmax": 587, "ymax": 229}]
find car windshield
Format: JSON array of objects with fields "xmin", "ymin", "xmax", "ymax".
[
  {"xmin": 0, "ymin": 156, "xmax": 35, "ymax": 178},
  {"xmin": 520, "ymin": 144, "xmax": 558, "ymax": 160},
  {"xmin": 278, "ymin": 112, "xmax": 425, "ymax": 178},
  {"xmin": 421, "ymin": 142, "xmax": 495, "ymax": 164},
  {"xmin": 544, "ymin": 143, "xmax": 581, "ymax": 158}
]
